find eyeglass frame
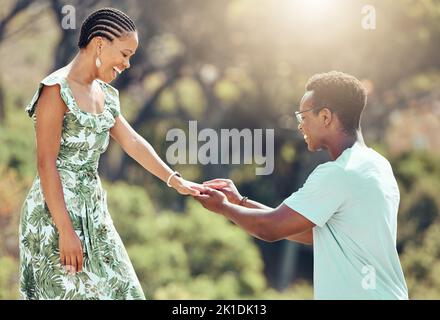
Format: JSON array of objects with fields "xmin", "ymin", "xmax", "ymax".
[{"xmin": 294, "ymin": 106, "xmax": 330, "ymax": 125}]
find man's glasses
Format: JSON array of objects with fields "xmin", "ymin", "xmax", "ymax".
[{"xmin": 294, "ymin": 106, "xmax": 322, "ymax": 125}]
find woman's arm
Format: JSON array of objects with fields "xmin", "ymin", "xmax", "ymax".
[
  {"xmin": 35, "ymin": 84, "xmax": 83, "ymax": 273},
  {"xmin": 110, "ymin": 115, "xmax": 199, "ymax": 195}
]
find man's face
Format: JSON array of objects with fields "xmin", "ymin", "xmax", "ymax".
[{"xmin": 297, "ymin": 91, "xmax": 326, "ymax": 152}]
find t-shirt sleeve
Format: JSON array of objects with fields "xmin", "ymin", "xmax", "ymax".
[{"xmin": 283, "ymin": 163, "xmax": 347, "ymax": 227}]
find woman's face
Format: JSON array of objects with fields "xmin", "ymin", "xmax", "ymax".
[{"xmin": 94, "ymin": 31, "xmax": 139, "ymax": 83}]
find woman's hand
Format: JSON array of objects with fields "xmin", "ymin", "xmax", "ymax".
[
  {"xmin": 170, "ymin": 176, "xmax": 202, "ymax": 196},
  {"xmin": 202, "ymin": 178, "xmax": 243, "ymax": 205},
  {"xmin": 59, "ymin": 227, "xmax": 83, "ymax": 275}
]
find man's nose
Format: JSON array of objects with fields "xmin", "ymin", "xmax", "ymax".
[{"xmin": 298, "ymin": 123, "xmax": 302, "ymax": 131}]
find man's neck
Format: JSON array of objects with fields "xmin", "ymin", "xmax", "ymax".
[{"xmin": 327, "ymin": 130, "xmax": 365, "ymax": 161}]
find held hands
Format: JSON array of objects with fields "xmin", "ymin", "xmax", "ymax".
[
  {"xmin": 202, "ymin": 179, "xmax": 243, "ymax": 205},
  {"xmin": 192, "ymin": 178, "xmax": 244, "ymax": 214},
  {"xmin": 193, "ymin": 186, "xmax": 229, "ymax": 214},
  {"xmin": 169, "ymin": 174, "xmax": 202, "ymax": 196},
  {"xmin": 169, "ymin": 173, "xmax": 244, "ymax": 214}
]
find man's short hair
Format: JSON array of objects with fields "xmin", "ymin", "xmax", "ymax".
[{"xmin": 305, "ymin": 71, "xmax": 367, "ymax": 135}]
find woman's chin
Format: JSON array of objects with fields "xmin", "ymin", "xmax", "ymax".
[
  {"xmin": 98, "ymin": 76, "xmax": 112, "ymax": 84},
  {"xmin": 97, "ymin": 71, "xmax": 116, "ymax": 84}
]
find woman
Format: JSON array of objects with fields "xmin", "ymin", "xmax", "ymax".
[{"xmin": 20, "ymin": 7, "xmax": 200, "ymax": 300}]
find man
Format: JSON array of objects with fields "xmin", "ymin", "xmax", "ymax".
[{"xmin": 194, "ymin": 71, "xmax": 408, "ymax": 300}]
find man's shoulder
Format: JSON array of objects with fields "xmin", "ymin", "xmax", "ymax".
[
  {"xmin": 356, "ymin": 146, "xmax": 394, "ymax": 173},
  {"xmin": 312, "ymin": 161, "xmax": 347, "ymax": 181},
  {"xmin": 308, "ymin": 145, "xmax": 394, "ymax": 183}
]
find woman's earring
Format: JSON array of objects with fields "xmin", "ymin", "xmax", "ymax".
[{"xmin": 95, "ymin": 56, "xmax": 102, "ymax": 68}]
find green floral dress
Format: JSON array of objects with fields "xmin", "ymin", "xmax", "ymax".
[{"xmin": 19, "ymin": 72, "xmax": 146, "ymax": 300}]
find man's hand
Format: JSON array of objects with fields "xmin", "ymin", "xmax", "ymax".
[
  {"xmin": 202, "ymin": 179, "xmax": 243, "ymax": 205},
  {"xmin": 193, "ymin": 187, "xmax": 230, "ymax": 214}
]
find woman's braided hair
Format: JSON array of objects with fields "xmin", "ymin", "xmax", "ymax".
[{"xmin": 78, "ymin": 7, "xmax": 136, "ymax": 48}]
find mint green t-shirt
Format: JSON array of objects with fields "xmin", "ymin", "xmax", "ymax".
[{"xmin": 284, "ymin": 142, "xmax": 408, "ymax": 300}]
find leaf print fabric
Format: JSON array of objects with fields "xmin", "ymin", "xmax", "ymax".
[{"xmin": 19, "ymin": 72, "xmax": 145, "ymax": 300}]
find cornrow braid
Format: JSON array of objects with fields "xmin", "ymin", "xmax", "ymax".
[{"xmin": 78, "ymin": 7, "xmax": 136, "ymax": 48}]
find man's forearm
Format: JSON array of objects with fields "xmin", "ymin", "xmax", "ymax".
[
  {"xmin": 222, "ymin": 203, "xmax": 277, "ymax": 241},
  {"xmin": 239, "ymin": 200, "xmax": 313, "ymax": 245},
  {"xmin": 242, "ymin": 199, "xmax": 272, "ymax": 210},
  {"xmin": 285, "ymin": 229, "xmax": 313, "ymax": 245}
]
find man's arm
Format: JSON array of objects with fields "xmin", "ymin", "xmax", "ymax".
[
  {"xmin": 285, "ymin": 230, "xmax": 313, "ymax": 245},
  {"xmin": 201, "ymin": 179, "xmax": 313, "ymax": 244},
  {"xmin": 237, "ymin": 199, "xmax": 313, "ymax": 245},
  {"xmin": 223, "ymin": 203, "xmax": 315, "ymax": 242},
  {"xmin": 195, "ymin": 188, "xmax": 315, "ymax": 242}
]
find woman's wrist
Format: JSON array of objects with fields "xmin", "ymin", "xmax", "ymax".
[
  {"xmin": 168, "ymin": 174, "xmax": 183, "ymax": 190},
  {"xmin": 166, "ymin": 171, "xmax": 182, "ymax": 188}
]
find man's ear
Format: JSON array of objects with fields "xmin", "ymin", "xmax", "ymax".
[{"xmin": 320, "ymin": 107, "xmax": 333, "ymax": 127}]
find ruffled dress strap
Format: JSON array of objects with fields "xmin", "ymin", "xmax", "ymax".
[
  {"xmin": 25, "ymin": 74, "xmax": 120, "ymax": 133},
  {"xmin": 96, "ymin": 80, "xmax": 121, "ymax": 119},
  {"xmin": 25, "ymin": 74, "xmax": 74, "ymax": 120}
]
